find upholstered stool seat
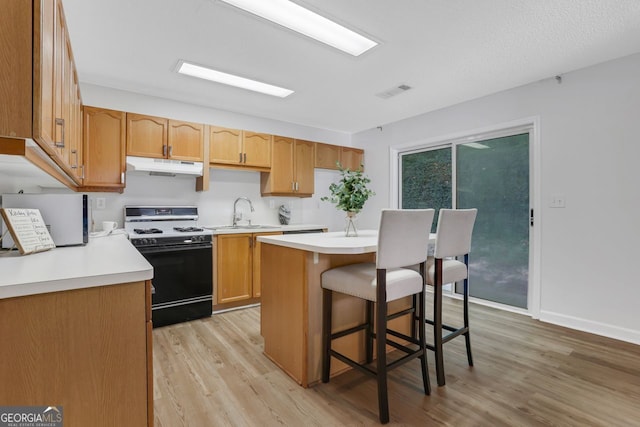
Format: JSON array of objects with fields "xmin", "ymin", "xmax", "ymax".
[{"xmin": 322, "ymin": 263, "xmax": 424, "ymax": 302}]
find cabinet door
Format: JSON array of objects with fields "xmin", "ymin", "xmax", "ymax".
[
  {"xmin": 216, "ymin": 234, "xmax": 252, "ymax": 304},
  {"xmin": 53, "ymin": 0, "xmax": 66, "ymax": 160},
  {"xmin": 294, "ymin": 139, "xmax": 315, "ymax": 195},
  {"xmin": 269, "ymin": 136, "xmax": 295, "ymax": 193},
  {"xmin": 252, "ymin": 231, "xmax": 282, "ymax": 298},
  {"xmin": 209, "ymin": 126, "xmax": 242, "ymax": 164},
  {"xmin": 168, "ymin": 120, "xmax": 204, "ymax": 161},
  {"xmin": 341, "ymin": 147, "xmax": 364, "ymax": 171},
  {"xmin": 314, "ymin": 143, "xmax": 340, "ymax": 170},
  {"xmin": 126, "ymin": 113, "xmax": 167, "ymax": 159},
  {"xmin": 33, "ymin": 0, "xmax": 57, "ymax": 147},
  {"xmin": 243, "ymin": 132, "xmax": 271, "ymax": 167},
  {"xmin": 83, "ymin": 106, "xmax": 126, "ymax": 189}
]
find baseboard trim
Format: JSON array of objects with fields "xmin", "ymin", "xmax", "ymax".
[{"xmin": 539, "ymin": 310, "xmax": 640, "ymax": 345}]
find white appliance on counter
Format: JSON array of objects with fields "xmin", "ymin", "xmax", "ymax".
[{"xmin": 1, "ymin": 193, "xmax": 88, "ymax": 248}]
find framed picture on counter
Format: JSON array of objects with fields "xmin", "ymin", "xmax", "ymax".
[{"xmin": 0, "ymin": 208, "xmax": 56, "ymax": 255}]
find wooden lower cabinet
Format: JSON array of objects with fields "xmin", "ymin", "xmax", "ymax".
[
  {"xmin": 0, "ymin": 281, "xmax": 153, "ymax": 427},
  {"xmin": 214, "ymin": 231, "xmax": 282, "ymax": 309}
]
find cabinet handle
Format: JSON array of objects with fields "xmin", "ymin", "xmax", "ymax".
[
  {"xmin": 243, "ymin": 153, "xmax": 247, "ymax": 163},
  {"xmin": 80, "ymin": 164, "xmax": 85, "ymax": 180},
  {"xmin": 239, "ymin": 152, "xmax": 243, "ymax": 163},
  {"xmin": 169, "ymin": 145, "xmax": 173, "ymax": 157},
  {"xmin": 163, "ymin": 144, "xmax": 168, "ymax": 157},
  {"xmin": 121, "ymin": 172, "xmax": 125, "ymax": 184},
  {"xmin": 291, "ymin": 182, "xmax": 295, "ymax": 191},
  {"xmin": 71, "ymin": 149, "xmax": 79, "ymax": 169},
  {"xmin": 54, "ymin": 118, "xmax": 65, "ymax": 148}
]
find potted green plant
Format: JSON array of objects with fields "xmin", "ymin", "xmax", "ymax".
[{"xmin": 321, "ymin": 164, "xmax": 375, "ymax": 236}]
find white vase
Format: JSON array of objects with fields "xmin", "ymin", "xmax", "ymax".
[{"xmin": 345, "ymin": 211, "xmax": 358, "ymax": 237}]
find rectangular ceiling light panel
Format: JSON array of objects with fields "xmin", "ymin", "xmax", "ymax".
[
  {"xmin": 177, "ymin": 61, "xmax": 294, "ymax": 98},
  {"xmin": 220, "ymin": 0, "xmax": 377, "ymax": 56}
]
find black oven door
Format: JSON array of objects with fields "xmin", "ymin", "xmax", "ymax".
[{"xmin": 139, "ymin": 243, "xmax": 213, "ymax": 327}]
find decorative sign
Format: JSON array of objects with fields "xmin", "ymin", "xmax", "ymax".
[{"xmin": 0, "ymin": 208, "xmax": 56, "ymax": 255}]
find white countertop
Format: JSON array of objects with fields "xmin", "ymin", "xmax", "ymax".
[
  {"xmin": 205, "ymin": 223, "xmax": 327, "ymax": 235},
  {"xmin": 257, "ymin": 230, "xmax": 379, "ymax": 254},
  {"xmin": 0, "ymin": 233, "xmax": 153, "ymax": 299},
  {"xmin": 257, "ymin": 230, "xmax": 437, "ymax": 255}
]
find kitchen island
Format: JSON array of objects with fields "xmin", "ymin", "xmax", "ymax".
[
  {"xmin": 258, "ymin": 230, "xmax": 413, "ymax": 387},
  {"xmin": 0, "ymin": 234, "xmax": 154, "ymax": 426}
]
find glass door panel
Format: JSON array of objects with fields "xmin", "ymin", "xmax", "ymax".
[
  {"xmin": 401, "ymin": 147, "xmax": 451, "ymax": 232},
  {"xmin": 456, "ymin": 134, "xmax": 530, "ymax": 308}
]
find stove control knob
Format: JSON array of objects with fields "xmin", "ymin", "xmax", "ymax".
[{"xmin": 149, "ymin": 238, "xmax": 157, "ymax": 245}]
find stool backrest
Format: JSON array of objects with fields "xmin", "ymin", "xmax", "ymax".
[
  {"xmin": 433, "ymin": 208, "xmax": 477, "ymax": 258},
  {"xmin": 377, "ymin": 209, "xmax": 435, "ymax": 269}
]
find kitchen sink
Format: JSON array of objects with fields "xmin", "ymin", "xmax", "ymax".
[{"xmin": 206, "ymin": 224, "xmax": 279, "ymax": 230}]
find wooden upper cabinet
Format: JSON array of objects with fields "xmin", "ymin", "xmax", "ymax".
[
  {"xmin": 210, "ymin": 126, "xmax": 243, "ymax": 164},
  {"xmin": 1, "ymin": 0, "xmax": 82, "ymax": 187},
  {"xmin": 243, "ymin": 132, "xmax": 271, "ymax": 168},
  {"xmin": 168, "ymin": 119, "xmax": 204, "ymax": 161},
  {"xmin": 340, "ymin": 147, "xmax": 364, "ymax": 171},
  {"xmin": 33, "ymin": 0, "xmax": 56, "ymax": 147},
  {"xmin": 209, "ymin": 128, "xmax": 271, "ymax": 170},
  {"xmin": 294, "ymin": 139, "xmax": 315, "ymax": 195},
  {"xmin": 265, "ymin": 135, "xmax": 295, "ymax": 193},
  {"xmin": 126, "ymin": 113, "xmax": 168, "ymax": 159},
  {"xmin": 315, "ymin": 143, "xmax": 341, "ymax": 170},
  {"xmin": 82, "ymin": 106, "xmax": 126, "ymax": 191},
  {"xmin": 261, "ymin": 137, "xmax": 314, "ymax": 197}
]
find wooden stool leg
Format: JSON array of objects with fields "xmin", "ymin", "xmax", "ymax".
[
  {"xmin": 321, "ymin": 288, "xmax": 332, "ymax": 383},
  {"xmin": 419, "ymin": 289, "xmax": 431, "ymax": 395},
  {"xmin": 463, "ymin": 262, "xmax": 473, "ymax": 366},
  {"xmin": 434, "ymin": 259, "xmax": 445, "ymax": 386},
  {"xmin": 376, "ymin": 273, "xmax": 390, "ymax": 424},
  {"xmin": 366, "ymin": 300, "xmax": 374, "ymax": 364}
]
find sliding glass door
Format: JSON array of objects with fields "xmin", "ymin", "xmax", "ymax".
[{"xmin": 400, "ymin": 132, "xmax": 531, "ymax": 309}]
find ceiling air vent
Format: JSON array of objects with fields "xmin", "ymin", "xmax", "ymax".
[{"xmin": 376, "ymin": 84, "xmax": 412, "ymax": 99}]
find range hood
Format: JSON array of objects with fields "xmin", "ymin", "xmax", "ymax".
[{"xmin": 126, "ymin": 156, "xmax": 203, "ymax": 177}]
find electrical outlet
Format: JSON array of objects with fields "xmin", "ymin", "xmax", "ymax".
[{"xmin": 96, "ymin": 197, "xmax": 106, "ymax": 210}]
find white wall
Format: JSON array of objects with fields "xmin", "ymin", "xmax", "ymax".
[
  {"xmin": 79, "ymin": 84, "xmax": 348, "ymax": 232},
  {"xmin": 352, "ymin": 53, "xmax": 640, "ymax": 345}
]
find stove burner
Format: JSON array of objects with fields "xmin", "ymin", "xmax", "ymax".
[
  {"xmin": 134, "ymin": 228, "xmax": 163, "ymax": 235},
  {"xmin": 173, "ymin": 227, "xmax": 204, "ymax": 233}
]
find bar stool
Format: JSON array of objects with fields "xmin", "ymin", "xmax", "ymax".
[
  {"xmin": 424, "ymin": 208, "xmax": 478, "ymax": 387},
  {"xmin": 321, "ymin": 208, "xmax": 435, "ymax": 424}
]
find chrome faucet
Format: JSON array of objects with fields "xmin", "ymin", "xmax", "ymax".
[{"xmin": 233, "ymin": 197, "xmax": 254, "ymax": 226}]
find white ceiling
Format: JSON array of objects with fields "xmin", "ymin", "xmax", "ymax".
[{"xmin": 62, "ymin": 0, "xmax": 640, "ymax": 134}]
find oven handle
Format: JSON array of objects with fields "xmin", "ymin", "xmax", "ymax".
[{"xmin": 138, "ymin": 243, "xmax": 212, "ymax": 254}]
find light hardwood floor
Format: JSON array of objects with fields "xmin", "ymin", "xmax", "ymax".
[{"xmin": 153, "ymin": 297, "xmax": 640, "ymax": 426}]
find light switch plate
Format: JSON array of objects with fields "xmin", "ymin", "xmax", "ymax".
[{"xmin": 550, "ymin": 195, "xmax": 566, "ymax": 208}]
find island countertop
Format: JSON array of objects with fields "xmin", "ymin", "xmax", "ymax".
[
  {"xmin": 0, "ymin": 233, "xmax": 153, "ymax": 299},
  {"xmin": 257, "ymin": 230, "xmax": 378, "ymax": 254}
]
